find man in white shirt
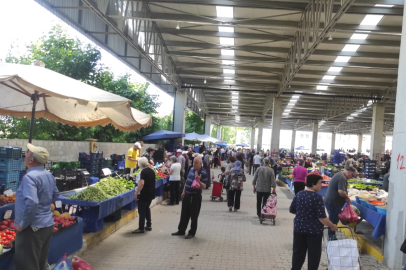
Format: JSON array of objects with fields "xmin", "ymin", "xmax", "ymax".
[
  {"xmin": 176, "ymin": 149, "xmax": 185, "ymax": 183},
  {"xmin": 253, "ymin": 152, "xmax": 261, "ymax": 174},
  {"xmin": 220, "ymin": 148, "xmax": 225, "ymax": 160}
]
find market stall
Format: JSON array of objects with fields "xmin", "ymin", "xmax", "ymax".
[
  {"xmin": 0, "ymin": 202, "xmax": 83, "ymax": 269},
  {"xmin": 351, "ymin": 201, "xmax": 386, "ymax": 239}
]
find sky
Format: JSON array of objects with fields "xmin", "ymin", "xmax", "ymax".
[{"xmin": 0, "ymin": 0, "xmax": 174, "ymax": 117}]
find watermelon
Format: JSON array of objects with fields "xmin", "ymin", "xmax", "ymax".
[{"xmin": 351, "ymin": 205, "xmax": 360, "ymax": 216}]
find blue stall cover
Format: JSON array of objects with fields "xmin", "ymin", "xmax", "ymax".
[
  {"xmin": 351, "ymin": 201, "xmax": 386, "ymax": 239},
  {"xmin": 0, "ymin": 203, "xmax": 15, "ymax": 220},
  {"xmin": 236, "ymin": 143, "xmax": 249, "ymax": 147},
  {"xmin": 58, "ymin": 189, "xmax": 135, "ymax": 219},
  {"xmin": 214, "ymin": 141, "xmax": 228, "ymax": 148},
  {"xmin": 142, "ymin": 130, "xmax": 185, "ymax": 141}
]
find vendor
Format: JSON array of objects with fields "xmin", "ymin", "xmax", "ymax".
[
  {"xmin": 344, "ymin": 154, "xmax": 354, "ymax": 170},
  {"xmin": 125, "ymin": 142, "xmax": 141, "ymax": 174},
  {"xmin": 142, "ymin": 147, "xmax": 155, "ymax": 167},
  {"xmin": 383, "ymin": 169, "xmax": 390, "ymax": 192},
  {"xmin": 304, "ymin": 157, "xmax": 312, "ymax": 168}
]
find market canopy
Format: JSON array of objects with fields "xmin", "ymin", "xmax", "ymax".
[
  {"xmin": 236, "ymin": 143, "xmax": 249, "ymax": 147},
  {"xmin": 0, "ymin": 63, "xmax": 152, "ymax": 141},
  {"xmin": 184, "ymin": 132, "xmax": 201, "ymax": 141},
  {"xmin": 197, "ymin": 134, "xmax": 219, "ymax": 143},
  {"xmin": 141, "ymin": 129, "xmax": 185, "ymax": 141},
  {"xmin": 214, "ymin": 141, "xmax": 228, "ymax": 147}
]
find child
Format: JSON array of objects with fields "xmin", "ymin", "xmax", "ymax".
[{"xmin": 218, "ymin": 166, "xmax": 226, "ymax": 183}]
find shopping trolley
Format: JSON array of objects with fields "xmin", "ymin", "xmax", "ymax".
[{"xmin": 322, "ymin": 226, "xmax": 362, "ymax": 270}]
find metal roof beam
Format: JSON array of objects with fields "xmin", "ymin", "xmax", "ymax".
[{"xmin": 145, "ymin": 0, "xmax": 403, "ymax": 15}]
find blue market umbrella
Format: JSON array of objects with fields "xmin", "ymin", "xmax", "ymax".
[
  {"xmin": 236, "ymin": 143, "xmax": 249, "ymax": 147},
  {"xmin": 141, "ymin": 129, "xmax": 185, "ymax": 140}
]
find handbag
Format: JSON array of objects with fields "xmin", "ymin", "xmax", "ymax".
[{"xmin": 400, "ymin": 239, "xmax": 406, "ymax": 253}]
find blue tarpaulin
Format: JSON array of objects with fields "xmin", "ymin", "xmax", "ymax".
[
  {"xmin": 236, "ymin": 143, "xmax": 249, "ymax": 147},
  {"xmin": 142, "ymin": 129, "xmax": 185, "ymax": 140},
  {"xmin": 351, "ymin": 201, "xmax": 386, "ymax": 239},
  {"xmin": 214, "ymin": 142, "xmax": 228, "ymax": 147}
]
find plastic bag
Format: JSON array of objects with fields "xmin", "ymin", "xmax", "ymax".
[
  {"xmin": 191, "ymin": 178, "xmax": 200, "ymax": 189},
  {"xmin": 338, "ymin": 205, "xmax": 359, "ymax": 223},
  {"xmin": 51, "ymin": 254, "xmax": 73, "ymax": 270},
  {"xmin": 72, "ymin": 256, "xmax": 93, "ymax": 270}
]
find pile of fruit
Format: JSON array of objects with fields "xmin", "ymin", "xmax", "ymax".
[
  {"xmin": 0, "ymin": 219, "xmax": 16, "ymax": 231},
  {"xmin": 53, "ymin": 216, "xmax": 75, "ymax": 232},
  {"xmin": 0, "ymin": 194, "xmax": 16, "ymax": 206},
  {"xmin": 321, "ymin": 182, "xmax": 329, "ymax": 187},
  {"xmin": 308, "ymin": 170, "xmax": 321, "ymax": 176},
  {"xmin": 348, "ymin": 183, "xmax": 377, "ymax": 190},
  {"xmin": 0, "ymin": 229, "xmax": 15, "ymax": 247},
  {"xmin": 322, "ymin": 175, "xmax": 331, "ymax": 181},
  {"xmin": 155, "ymin": 171, "xmax": 168, "ymax": 180}
]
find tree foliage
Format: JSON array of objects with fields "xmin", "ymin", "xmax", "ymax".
[{"xmin": 1, "ymin": 25, "xmax": 162, "ymax": 142}]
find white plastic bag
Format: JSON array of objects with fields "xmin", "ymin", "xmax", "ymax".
[{"xmin": 327, "ymin": 239, "xmax": 359, "ymax": 270}]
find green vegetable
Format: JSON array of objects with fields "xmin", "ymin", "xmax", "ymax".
[
  {"xmin": 96, "ymin": 177, "xmax": 127, "ymax": 197},
  {"xmin": 67, "ymin": 187, "xmax": 109, "ymax": 202},
  {"xmin": 351, "ymin": 205, "xmax": 360, "ymax": 216}
]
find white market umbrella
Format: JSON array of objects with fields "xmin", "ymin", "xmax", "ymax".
[
  {"xmin": 184, "ymin": 132, "xmax": 201, "ymax": 141},
  {"xmin": 197, "ymin": 134, "xmax": 219, "ymax": 143},
  {"xmin": 0, "ymin": 63, "xmax": 152, "ymax": 142}
]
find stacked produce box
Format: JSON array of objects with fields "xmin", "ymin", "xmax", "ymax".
[
  {"xmin": 330, "ymin": 150, "xmax": 345, "ymax": 164},
  {"xmin": 364, "ymin": 160, "xmax": 377, "ymax": 179},
  {"xmin": 0, "ymin": 147, "xmax": 25, "ymax": 192},
  {"xmin": 79, "ymin": 152, "xmax": 103, "ymax": 177},
  {"xmin": 110, "ymin": 154, "xmax": 125, "ymax": 172}
]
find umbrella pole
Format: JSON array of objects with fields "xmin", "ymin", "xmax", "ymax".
[{"xmin": 28, "ymin": 93, "xmax": 39, "ymax": 143}]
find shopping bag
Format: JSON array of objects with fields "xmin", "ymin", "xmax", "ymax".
[
  {"xmin": 191, "ymin": 178, "xmax": 200, "ymax": 189},
  {"xmin": 72, "ymin": 256, "xmax": 94, "ymax": 270},
  {"xmin": 327, "ymin": 239, "xmax": 359, "ymax": 270},
  {"xmin": 51, "ymin": 254, "xmax": 73, "ymax": 270},
  {"xmin": 338, "ymin": 205, "xmax": 359, "ymax": 223}
]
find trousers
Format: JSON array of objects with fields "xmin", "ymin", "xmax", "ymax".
[
  {"xmin": 325, "ymin": 201, "xmax": 342, "ymax": 236},
  {"xmin": 15, "ymin": 225, "xmax": 54, "ymax": 270},
  {"xmin": 291, "ymin": 232, "xmax": 323, "ymax": 270},
  {"xmin": 170, "ymin": 181, "xmax": 180, "ymax": 204},
  {"xmin": 253, "ymin": 164, "xmax": 260, "ymax": 174},
  {"xmin": 138, "ymin": 200, "xmax": 152, "ymax": 230},
  {"xmin": 178, "ymin": 193, "xmax": 202, "ymax": 235},
  {"xmin": 256, "ymin": 192, "xmax": 270, "ymax": 217},
  {"xmin": 293, "ymin": 182, "xmax": 306, "ymax": 195},
  {"xmin": 227, "ymin": 189, "xmax": 242, "ymax": 209}
]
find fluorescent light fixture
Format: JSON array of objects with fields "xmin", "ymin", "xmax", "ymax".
[
  {"xmin": 284, "ymin": 109, "xmax": 291, "ymax": 113},
  {"xmin": 328, "ymin": 67, "xmax": 343, "ymax": 73},
  {"xmin": 216, "ymin": 6, "xmax": 234, "ymax": 18},
  {"xmin": 361, "ymin": 15, "xmax": 384, "ymax": 26},
  {"xmin": 292, "ymin": 95, "xmax": 300, "ymax": 99},
  {"xmin": 224, "ymin": 79, "xmax": 235, "ymax": 82},
  {"xmin": 224, "ymin": 77, "xmax": 233, "ymax": 80},
  {"xmin": 351, "ymin": 33, "xmax": 368, "ymax": 40},
  {"xmin": 221, "ymin": 49, "xmax": 234, "ymax": 56},
  {"xmin": 317, "ymin": 85, "xmax": 328, "ymax": 90},
  {"xmin": 223, "ymin": 69, "xmax": 235, "ymax": 74},
  {"xmin": 218, "ymin": 26, "xmax": 234, "ymax": 33},
  {"xmin": 375, "ymin": 4, "xmax": 394, "ymax": 7},
  {"xmin": 283, "ymin": 113, "xmax": 289, "ymax": 116},
  {"xmin": 335, "ymin": 56, "xmax": 351, "ymax": 63},
  {"xmin": 219, "ymin": 37, "xmax": 234, "ymax": 45},
  {"xmin": 351, "ymin": 113, "xmax": 358, "ymax": 116},
  {"xmin": 222, "ymin": 60, "xmax": 235, "ymax": 65},
  {"xmin": 347, "ymin": 117, "xmax": 354, "ymax": 119},
  {"xmin": 342, "ymin": 44, "xmax": 360, "ymax": 52},
  {"xmin": 323, "ymin": 75, "xmax": 336, "ymax": 80}
]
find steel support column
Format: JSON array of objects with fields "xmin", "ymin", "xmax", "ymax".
[
  {"xmin": 311, "ymin": 122, "xmax": 318, "ymax": 154},
  {"xmin": 270, "ymin": 98, "xmax": 283, "ymax": 160},
  {"xmin": 251, "ymin": 128, "xmax": 256, "ymax": 150},
  {"xmin": 369, "ymin": 103, "xmax": 385, "ymax": 160},
  {"xmin": 291, "ymin": 130, "xmax": 296, "ymax": 153},
  {"xmin": 257, "ymin": 119, "xmax": 264, "ymax": 151}
]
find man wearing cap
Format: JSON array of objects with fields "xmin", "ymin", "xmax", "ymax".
[
  {"xmin": 126, "ymin": 142, "xmax": 141, "ymax": 174},
  {"xmin": 14, "ymin": 144, "xmax": 60, "ymax": 270}
]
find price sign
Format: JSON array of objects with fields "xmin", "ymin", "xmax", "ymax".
[
  {"xmin": 102, "ymin": 168, "xmax": 112, "ymax": 176},
  {"xmin": 55, "ymin": 201, "xmax": 62, "ymax": 208},
  {"xmin": 397, "ymin": 153, "xmax": 405, "ymax": 170},
  {"xmin": 4, "ymin": 189, "xmax": 13, "ymax": 197},
  {"xmin": 4, "ymin": 210, "xmax": 12, "ymax": 220}
]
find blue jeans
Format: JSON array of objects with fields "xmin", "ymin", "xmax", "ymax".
[{"xmin": 324, "ymin": 201, "xmax": 342, "ymax": 236}]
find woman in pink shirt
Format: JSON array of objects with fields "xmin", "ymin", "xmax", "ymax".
[{"xmin": 292, "ymin": 160, "xmax": 308, "ymax": 195}]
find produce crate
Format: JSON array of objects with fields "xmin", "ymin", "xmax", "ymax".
[
  {"xmin": 20, "ymin": 158, "xmax": 26, "ymax": 170},
  {"xmin": 73, "ymin": 206, "xmax": 103, "ymax": 232},
  {"xmin": 3, "ymin": 181, "xmax": 19, "ymax": 192},
  {"xmin": 117, "ymin": 161, "xmax": 125, "ymax": 170},
  {"xmin": 102, "ymin": 158, "xmax": 113, "ymax": 166},
  {"xmin": 110, "ymin": 154, "xmax": 125, "ymax": 161},
  {"xmin": 56, "ymin": 179, "xmax": 77, "ymax": 192},
  {"xmin": 0, "ymin": 171, "xmax": 20, "ymax": 184},
  {"xmin": 0, "ymin": 158, "xmax": 22, "ymax": 171},
  {"xmin": 0, "ymin": 147, "xmax": 22, "ymax": 159},
  {"xmin": 44, "ymin": 161, "xmax": 53, "ymax": 170}
]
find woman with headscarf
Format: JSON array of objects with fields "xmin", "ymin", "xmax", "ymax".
[
  {"xmin": 203, "ymin": 152, "xmax": 211, "ymax": 189},
  {"xmin": 227, "ymin": 160, "xmax": 246, "ymax": 212}
]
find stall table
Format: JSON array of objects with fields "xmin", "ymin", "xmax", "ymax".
[
  {"xmin": 59, "ymin": 188, "xmax": 135, "ymax": 232},
  {"xmin": 0, "ymin": 217, "xmax": 83, "ymax": 269},
  {"xmin": 351, "ymin": 201, "xmax": 386, "ymax": 239}
]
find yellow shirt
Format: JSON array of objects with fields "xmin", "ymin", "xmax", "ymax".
[{"xmin": 125, "ymin": 147, "xmax": 139, "ymax": 168}]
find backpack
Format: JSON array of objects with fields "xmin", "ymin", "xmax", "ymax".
[{"xmin": 229, "ymin": 171, "xmax": 246, "ymax": 190}]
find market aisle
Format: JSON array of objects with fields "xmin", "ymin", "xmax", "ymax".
[{"xmin": 81, "ymin": 167, "xmax": 387, "ymax": 270}]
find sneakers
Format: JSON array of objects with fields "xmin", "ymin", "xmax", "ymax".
[{"xmin": 171, "ymin": 231, "xmax": 185, "ymax": 236}]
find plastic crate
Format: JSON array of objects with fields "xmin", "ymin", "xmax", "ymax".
[
  {"xmin": 104, "ymin": 209, "xmax": 122, "ymax": 222},
  {"xmin": 56, "ymin": 179, "xmax": 75, "ymax": 192},
  {"xmin": 4, "ymin": 181, "xmax": 19, "ymax": 192},
  {"xmin": 0, "ymin": 184, "xmax": 4, "ymax": 195},
  {"xmin": 102, "ymin": 158, "xmax": 112, "ymax": 166},
  {"xmin": 122, "ymin": 200, "xmax": 136, "ymax": 210},
  {"xmin": 90, "ymin": 177, "xmax": 99, "ymax": 184},
  {"xmin": 0, "ymin": 147, "xmax": 22, "ymax": 159},
  {"xmin": 77, "ymin": 206, "xmax": 104, "ymax": 232},
  {"xmin": 0, "ymin": 171, "xmax": 20, "ymax": 184},
  {"xmin": 117, "ymin": 161, "xmax": 125, "ymax": 170},
  {"xmin": 20, "ymin": 158, "xmax": 26, "ymax": 170},
  {"xmin": 0, "ymin": 158, "xmax": 22, "ymax": 171},
  {"xmin": 44, "ymin": 161, "xmax": 53, "ymax": 170},
  {"xmin": 19, "ymin": 170, "xmax": 26, "ymax": 182},
  {"xmin": 110, "ymin": 154, "xmax": 125, "ymax": 161}
]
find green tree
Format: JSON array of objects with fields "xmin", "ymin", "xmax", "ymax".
[
  {"xmin": 185, "ymin": 110, "xmax": 204, "ymax": 134},
  {"xmin": 1, "ymin": 25, "xmax": 162, "ymax": 142}
]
